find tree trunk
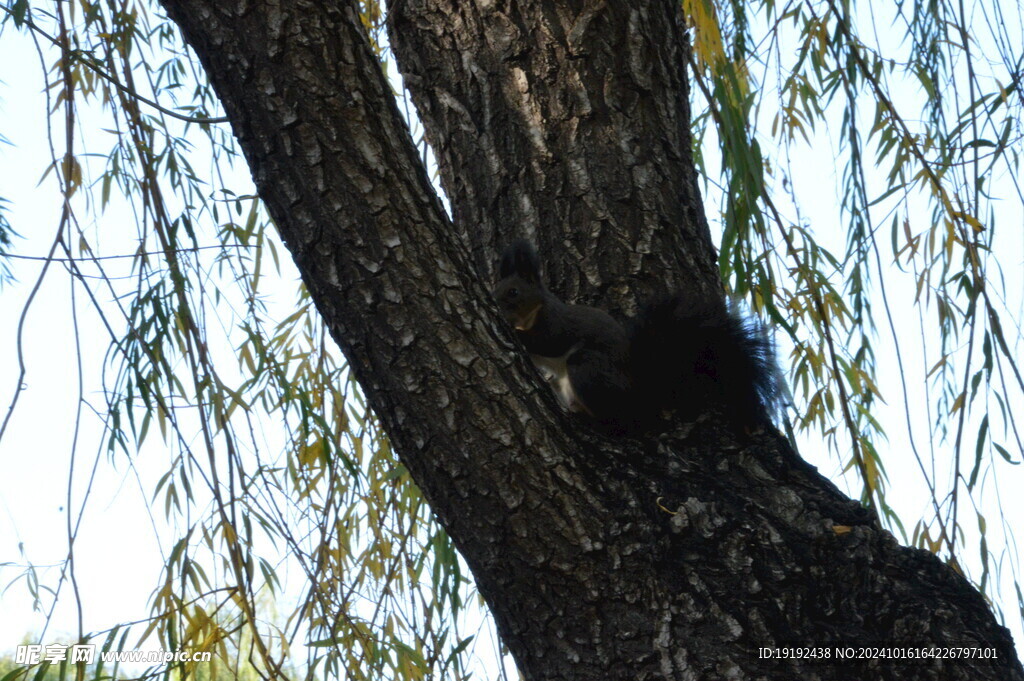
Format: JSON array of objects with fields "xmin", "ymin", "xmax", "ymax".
[{"xmin": 158, "ymin": 0, "xmax": 1023, "ymax": 679}]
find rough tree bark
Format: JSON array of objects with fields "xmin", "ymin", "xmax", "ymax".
[{"xmin": 158, "ymin": 0, "xmax": 1023, "ymax": 679}]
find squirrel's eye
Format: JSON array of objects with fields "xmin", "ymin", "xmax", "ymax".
[{"xmin": 508, "ymin": 287, "xmax": 519, "ymax": 297}]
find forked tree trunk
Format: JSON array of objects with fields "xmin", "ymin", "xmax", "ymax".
[{"xmin": 159, "ymin": 0, "xmax": 1023, "ymax": 679}]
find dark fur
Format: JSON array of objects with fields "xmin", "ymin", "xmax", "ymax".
[
  {"xmin": 629, "ymin": 293, "xmax": 785, "ymax": 429},
  {"xmin": 498, "ymin": 238, "xmax": 542, "ymax": 283},
  {"xmin": 494, "ymin": 240, "xmax": 785, "ymax": 433}
]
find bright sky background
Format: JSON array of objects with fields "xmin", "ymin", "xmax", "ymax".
[
  {"xmin": 1, "ymin": 1, "xmax": 1022, "ymax": 672},
  {"xmin": 0, "ymin": 28, "xmax": 184, "ymax": 651}
]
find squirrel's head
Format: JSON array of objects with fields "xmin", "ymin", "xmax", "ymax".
[{"xmin": 494, "ymin": 239, "xmax": 546, "ymax": 331}]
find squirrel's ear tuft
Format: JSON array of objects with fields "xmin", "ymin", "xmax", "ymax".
[{"xmin": 499, "ymin": 239, "xmax": 542, "ymax": 283}]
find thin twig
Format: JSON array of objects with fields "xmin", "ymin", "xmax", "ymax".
[{"xmin": 0, "ymin": 5, "xmax": 229, "ymax": 125}]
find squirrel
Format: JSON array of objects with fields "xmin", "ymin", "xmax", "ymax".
[{"xmin": 493, "ymin": 239, "xmax": 785, "ymax": 433}]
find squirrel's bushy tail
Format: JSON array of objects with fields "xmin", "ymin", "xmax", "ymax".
[{"xmin": 628, "ymin": 293, "xmax": 786, "ymax": 428}]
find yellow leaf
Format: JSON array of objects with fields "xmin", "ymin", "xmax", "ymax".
[
  {"xmin": 682, "ymin": 0, "xmax": 727, "ymax": 71},
  {"xmin": 952, "ymin": 211, "xmax": 984, "ymax": 232}
]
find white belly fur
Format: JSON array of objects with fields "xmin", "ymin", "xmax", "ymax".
[{"xmin": 530, "ymin": 347, "xmax": 589, "ymax": 414}]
